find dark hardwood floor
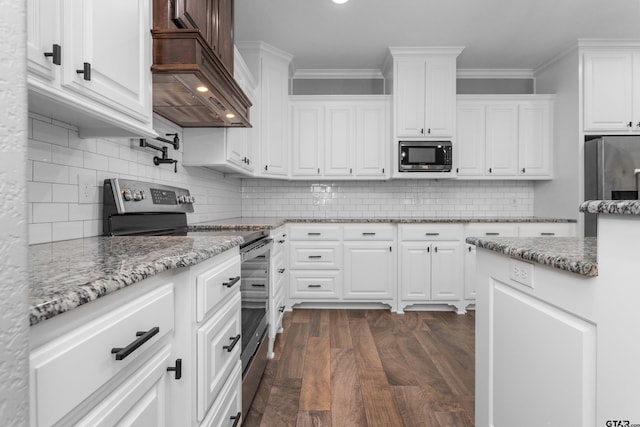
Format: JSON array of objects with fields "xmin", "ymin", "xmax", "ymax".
[{"xmin": 244, "ymin": 309, "xmax": 475, "ymax": 427}]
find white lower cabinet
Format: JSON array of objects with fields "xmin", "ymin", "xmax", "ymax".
[
  {"xmin": 343, "ymin": 241, "xmax": 396, "ymax": 302},
  {"xmin": 398, "ymin": 224, "xmax": 464, "ymax": 313},
  {"xmin": 268, "ymin": 226, "xmax": 289, "ymax": 357},
  {"xmin": 30, "ymin": 248, "xmax": 243, "ymax": 427},
  {"xmin": 464, "ymin": 243, "xmax": 477, "ymax": 300}
]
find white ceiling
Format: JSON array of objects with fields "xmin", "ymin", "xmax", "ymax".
[{"xmin": 234, "ymin": 0, "xmax": 640, "ymax": 73}]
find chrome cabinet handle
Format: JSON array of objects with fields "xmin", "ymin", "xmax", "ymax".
[
  {"xmin": 223, "ymin": 276, "xmax": 240, "ymax": 288},
  {"xmin": 223, "ymin": 334, "xmax": 241, "ymax": 352},
  {"xmin": 111, "ymin": 327, "xmax": 159, "ymax": 360}
]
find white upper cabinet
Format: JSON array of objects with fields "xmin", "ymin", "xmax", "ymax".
[
  {"xmin": 290, "ymin": 96, "xmax": 390, "ymax": 180},
  {"xmin": 583, "ymin": 48, "xmax": 640, "ymax": 132},
  {"xmin": 456, "ymin": 95, "xmax": 554, "ymax": 180},
  {"xmin": 237, "ymin": 42, "xmax": 293, "ymax": 178},
  {"xmin": 27, "ymin": 0, "xmax": 155, "ymax": 138},
  {"xmin": 389, "ymin": 48, "xmax": 462, "ymax": 139}
]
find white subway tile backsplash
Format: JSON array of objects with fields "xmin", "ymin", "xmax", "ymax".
[
  {"xmin": 52, "ymin": 145, "xmax": 84, "ymax": 167},
  {"xmin": 52, "ymin": 221, "xmax": 84, "ymax": 241},
  {"xmin": 108, "ymin": 157, "xmax": 130, "ymax": 174},
  {"xmin": 27, "ymin": 182, "xmax": 52, "ymax": 203},
  {"xmin": 97, "ymin": 139, "xmax": 121, "ymax": 158},
  {"xmin": 33, "ymin": 203, "xmax": 68, "ymax": 223},
  {"xmin": 84, "ymin": 220, "xmax": 101, "ymax": 237},
  {"xmin": 83, "ymin": 152, "xmax": 109, "ymax": 171},
  {"xmin": 52, "ymin": 184, "xmax": 78, "ymax": 203},
  {"xmin": 69, "ymin": 203, "xmax": 99, "ymax": 221},
  {"xmin": 33, "ymin": 119, "xmax": 69, "ymax": 147},
  {"xmin": 69, "ymin": 131, "xmax": 97, "ymax": 153},
  {"xmin": 29, "ymin": 223, "xmax": 52, "ymax": 245},
  {"xmin": 28, "ymin": 139, "xmax": 52, "ymax": 162},
  {"xmin": 33, "ymin": 162, "xmax": 69, "ymax": 184}
]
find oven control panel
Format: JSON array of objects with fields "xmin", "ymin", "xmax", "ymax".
[{"xmin": 104, "ymin": 178, "xmax": 195, "ymax": 214}]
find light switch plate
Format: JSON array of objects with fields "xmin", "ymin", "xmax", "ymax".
[{"xmin": 509, "ymin": 258, "xmax": 534, "ymax": 288}]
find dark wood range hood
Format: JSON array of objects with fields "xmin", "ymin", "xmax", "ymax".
[{"xmin": 152, "ymin": 0, "xmax": 251, "ymax": 128}]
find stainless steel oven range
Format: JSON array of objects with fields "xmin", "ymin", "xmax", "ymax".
[{"xmin": 103, "ymin": 178, "xmax": 271, "ymax": 419}]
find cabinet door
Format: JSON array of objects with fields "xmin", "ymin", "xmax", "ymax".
[
  {"xmin": 226, "ymin": 128, "xmax": 252, "ymax": 171},
  {"xmin": 343, "ymin": 242, "xmax": 395, "ymax": 300},
  {"xmin": 485, "ymin": 104, "xmax": 518, "ymax": 176},
  {"xmin": 260, "ymin": 56, "xmax": 290, "ymax": 176},
  {"xmin": 583, "ymin": 51, "xmax": 635, "ymax": 131},
  {"xmin": 395, "ymin": 59, "xmax": 426, "ymax": 137},
  {"xmin": 463, "ymin": 243, "xmax": 477, "ymax": 300},
  {"xmin": 356, "ymin": 102, "xmax": 388, "ymax": 177},
  {"xmin": 27, "ymin": 0, "xmax": 60, "ymax": 82},
  {"xmin": 399, "ymin": 242, "xmax": 431, "ymax": 301},
  {"xmin": 634, "ymin": 53, "xmax": 640, "ymax": 129},
  {"xmin": 173, "ymin": 0, "xmax": 213, "ymax": 46},
  {"xmin": 518, "ymin": 101, "xmax": 552, "ymax": 177},
  {"xmin": 324, "ymin": 105, "xmax": 355, "ymax": 177},
  {"xmin": 62, "ymin": 0, "xmax": 152, "ymax": 121},
  {"xmin": 456, "ymin": 102, "xmax": 486, "ymax": 176},
  {"xmin": 216, "ymin": 0, "xmax": 234, "ymax": 72},
  {"xmin": 291, "ymin": 104, "xmax": 323, "ymax": 177},
  {"xmin": 75, "ymin": 348, "xmax": 171, "ymax": 427},
  {"xmin": 430, "ymin": 241, "xmax": 462, "ymax": 300},
  {"xmin": 424, "ymin": 57, "xmax": 456, "ymax": 137}
]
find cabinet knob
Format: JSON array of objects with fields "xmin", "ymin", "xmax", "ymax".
[
  {"xmin": 637, "ymin": 122, "xmax": 640, "ymax": 128},
  {"xmin": 427, "ymin": 128, "xmax": 431, "ymax": 134},
  {"xmin": 264, "ymin": 165, "xmax": 268, "ymax": 171},
  {"xmin": 629, "ymin": 121, "xmax": 634, "ymax": 128},
  {"xmin": 76, "ymin": 62, "xmax": 91, "ymax": 81},
  {"xmin": 44, "ymin": 44, "xmax": 61, "ymax": 65},
  {"xmin": 521, "ymin": 168, "xmax": 526, "ymax": 173},
  {"xmin": 468, "ymin": 246, "xmax": 472, "ymax": 252},
  {"xmin": 489, "ymin": 167, "xmax": 492, "ymax": 173},
  {"xmin": 317, "ymin": 167, "xmax": 320, "ymax": 174},
  {"xmin": 350, "ymin": 168, "xmax": 353, "ymax": 174},
  {"xmin": 420, "ymin": 128, "xmax": 424, "ymax": 134}
]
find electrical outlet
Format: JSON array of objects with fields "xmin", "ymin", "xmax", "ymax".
[{"xmin": 78, "ymin": 175, "xmax": 94, "ymax": 204}]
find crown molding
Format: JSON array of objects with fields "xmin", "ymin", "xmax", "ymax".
[{"xmin": 388, "ymin": 46, "xmax": 465, "ymax": 57}]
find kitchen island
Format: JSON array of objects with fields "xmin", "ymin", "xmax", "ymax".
[{"xmin": 469, "ymin": 200, "xmax": 640, "ymax": 427}]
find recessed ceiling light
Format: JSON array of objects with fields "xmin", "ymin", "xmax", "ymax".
[
  {"xmin": 225, "ymin": 113, "xmax": 235, "ymax": 119},
  {"xmin": 332, "ymin": 0, "xmax": 349, "ymax": 4},
  {"xmin": 196, "ymin": 85, "xmax": 209, "ymax": 93}
]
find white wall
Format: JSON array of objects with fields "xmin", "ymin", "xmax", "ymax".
[
  {"xmin": 242, "ymin": 179, "xmax": 534, "ymax": 218},
  {"xmin": 533, "ymin": 49, "xmax": 582, "ymax": 226},
  {"xmin": 0, "ymin": 0, "xmax": 29, "ymax": 424},
  {"xmin": 27, "ymin": 115, "xmax": 243, "ymax": 244}
]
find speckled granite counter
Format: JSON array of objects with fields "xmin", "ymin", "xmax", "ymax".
[
  {"xmin": 29, "ymin": 234, "xmax": 247, "ymax": 326},
  {"xmin": 192, "ymin": 216, "xmax": 575, "ymax": 225},
  {"xmin": 466, "ymin": 236, "xmax": 598, "ymax": 277},
  {"xmin": 580, "ymin": 200, "xmax": 640, "ymax": 215}
]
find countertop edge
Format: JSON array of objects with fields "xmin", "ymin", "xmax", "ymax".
[
  {"xmin": 466, "ymin": 237, "xmax": 598, "ymax": 277},
  {"xmin": 580, "ymin": 200, "xmax": 640, "ymax": 216}
]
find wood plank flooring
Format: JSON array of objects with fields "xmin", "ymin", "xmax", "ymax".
[{"xmin": 244, "ymin": 309, "xmax": 475, "ymax": 427}]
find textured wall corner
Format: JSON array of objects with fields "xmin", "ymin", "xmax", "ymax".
[{"xmin": 0, "ymin": 0, "xmax": 30, "ymax": 425}]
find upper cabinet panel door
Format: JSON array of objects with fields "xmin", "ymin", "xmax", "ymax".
[
  {"xmin": 217, "ymin": 0, "xmax": 234, "ymax": 72},
  {"xmin": 173, "ymin": 0, "xmax": 213, "ymax": 45},
  {"xmin": 324, "ymin": 105, "xmax": 354, "ymax": 177},
  {"xmin": 291, "ymin": 104, "xmax": 323, "ymax": 177},
  {"xmin": 583, "ymin": 51, "xmax": 634, "ymax": 131},
  {"xmin": 424, "ymin": 58, "xmax": 456, "ymax": 137},
  {"xmin": 260, "ymin": 56, "xmax": 290, "ymax": 176},
  {"xmin": 456, "ymin": 102, "xmax": 486, "ymax": 176},
  {"xmin": 27, "ymin": 0, "xmax": 61, "ymax": 82},
  {"xmin": 62, "ymin": 0, "xmax": 152, "ymax": 122},
  {"xmin": 518, "ymin": 101, "xmax": 552, "ymax": 177},
  {"xmin": 356, "ymin": 102, "xmax": 388, "ymax": 177},
  {"xmin": 395, "ymin": 59, "xmax": 426, "ymax": 137},
  {"xmin": 485, "ymin": 104, "xmax": 518, "ymax": 176}
]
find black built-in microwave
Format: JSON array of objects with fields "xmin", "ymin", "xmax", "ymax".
[{"xmin": 398, "ymin": 141, "xmax": 452, "ymax": 172}]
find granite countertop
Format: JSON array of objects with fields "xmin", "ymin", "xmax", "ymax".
[
  {"xmin": 29, "ymin": 234, "xmax": 249, "ymax": 326},
  {"xmin": 194, "ymin": 217, "xmax": 576, "ymax": 225},
  {"xmin": 580, "ymin": 200, "xmax": 640, "ymax": 215},
  {"xmin": 466, "ymin": 236, "xmax": 598, "ymax": 277}
]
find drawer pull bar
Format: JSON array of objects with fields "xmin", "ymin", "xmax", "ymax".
[
  {"xmin": 308, "ymin": 284, "xmax": 321, "ymax": 288},
  {"xmin": 230, "ymin": 411, "xmax": 242, "ymax": 427},
  {"xmin": 278, "ymin": 268, "xmax": 286, "ymax": 273},
  {"xmin": 223, "ymin": 276, "xmax": 240, "ymax": 288},
  {"xmin": 279, "ymin": 306, "xmax": 286, "ymax": 313},
  {"xmin": 166, "ymin": 358, "xmax": 182, "ymax": 380},
  {"xmin": 308, "ymin": 255, "xmax": 322, "ymax": 259},
  {"xmin": 223, "ymin": 334, "xmax": 241, "ymax": 352},
  {"xmin": 485, "ymin": 232, "xmax": 499, "ymax": 236},
  {"xmin": 307, "ymin": 232, "xmax": 321, "ymax": 236},
  {"xmin": 425, "ymin": 232, "xmax": 440, "ymax": 236},
  {"xmin": 362, "ymin": 232, "xmax": 376, "ymax": 236},
  {"xmin": 111, "ymin": 327, "xmax": 159, "ymax": 361},
  {"xmin": 540, "ymin": 232, "xmax": 555, "ymax": 236},
  {"xmin": 278, "ymin": 239, "xmax": 286, "ymax": 243},
  {"xmin": 251, "ymin": 283, "xmax": 266, "ymax": 287}
]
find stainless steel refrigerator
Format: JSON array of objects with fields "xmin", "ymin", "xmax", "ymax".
[{"xmin": 584, "ymin": 136, "xmax": 640, "ymax": 236}]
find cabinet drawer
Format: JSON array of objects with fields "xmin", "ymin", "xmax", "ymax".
[
  {"xmin": 290, "ymin": 242, "xmax": 341, "ymax": 269},
  {"xmin": 289, "ymin": 225, "xmax": 342, "ymax": 240},
  {"xmin": 197, "ymin": 292, "xmax": 242, "ymax": 421},
  {"xmin": 271, "ymin": 228, "xmax": 288, "ymax": 256},
  {"xmin": 201, "ymin": 361, "xmax": 242, "ymax": 427},
  {"xmin": 517, "ymin": 223, "xmax": 576, "ymax": 237},
  {"xmin": 290, "ymin": 270, "xmax": 340, "ymax": 299},
  {"xmin": 465, "ymin": 223, "xmax": 518, "ymax": 238},
  {"xmin": 399, "ymin": 224, "xmax": 463, "ymax": 241},
  {"xmin": 343, "ymin": 224, "xmax": 395, "ymax": 240},
  {"xmin": 273, "ymin": 287, "xmax": 286, "ymax": 332},
  {"xmin": 30, "ymin": 284, "xmax": 174, "ymax": 427},
  {"xmin": 241, "ymin": 276, "xmax": 268, "ymax": 299},
  {"xmin": 196, "ymin": 253, "xmax": 241, "ymax": 321}
]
